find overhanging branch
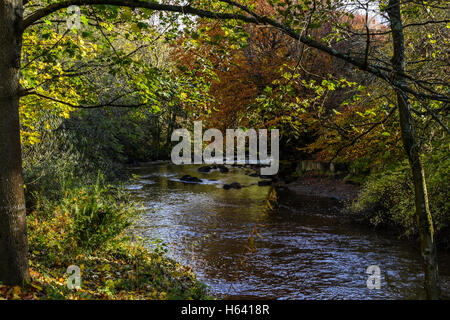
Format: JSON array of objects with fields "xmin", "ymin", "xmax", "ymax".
[
  {"xmin": 25, "ymin": 91, "xmax": 147, "ymax": 109},
  {"xmin": 21, "ymin": 0, "xmax": 450, "ymax": 104}
]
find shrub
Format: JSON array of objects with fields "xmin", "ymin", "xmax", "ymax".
[
  {"xmin": 348, "ymin": 150, "xmax": 450, "ymax": 248},
  {"xmin": 16, "ymin": 109, "xmax": 210, "ymax": 300},
  {"xmin": 66, "ymin": 177, "xmax": 138, "ymax": 252}
]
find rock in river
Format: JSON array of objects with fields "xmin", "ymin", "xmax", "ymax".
[
  {"xmin": 198, "ymin": 166, "xmax": 212, "ymax": 173},
  {"xmin": 223, "ymin": 182, "xmax": 242, "ymax": 190},
  {"xmin": 180, "ymin": 175, "xmax": 203, "ymax": 183},
  {"xmin": 218, "ymin": 165, "xmax": 229, "ymax": 173}
]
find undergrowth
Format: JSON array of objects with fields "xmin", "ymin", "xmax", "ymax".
[
  {"xmin": 346, "ymin": 148, "xmax": 449, "ymax": 249},
  {"xmin": 0, "ymin": 120, "xmax": 209, "ymax": 300}
]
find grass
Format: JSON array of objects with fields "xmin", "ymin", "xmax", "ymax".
[
  {"xmin": 0, "ymin": 122, "xmax": 211, "ymax": 300},
  {"xmin": 0, "ymin": 176, "xmax": 210, "ymax": 300}
]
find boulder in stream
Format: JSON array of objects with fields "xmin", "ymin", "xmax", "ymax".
[
  {"xmin": 218, "ymin": 165, "xmax": 229, "ymax": 173},
  {"xmin": 180, "ymin": 175, "xmax": 202, "ymax": 183},
  {"xmin": 198, "ymin": 166, "xmax": 212, "ymax": 173},
  {"xmin": 223, "ymin": 182, "xmax": 242, "ymax": 190}
]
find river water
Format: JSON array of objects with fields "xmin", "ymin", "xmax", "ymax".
[{"xmin": 127, "ymin": 162, "xmax": 450, "ymax": 299}]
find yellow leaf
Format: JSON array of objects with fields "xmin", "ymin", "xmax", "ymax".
[
  {"xmin": 31, "ymin": 283, "xmax": 43, "ymax": 291},
  {"xmin": 12, "ymin": 286, "xmax": 21, "ymax": 299}
]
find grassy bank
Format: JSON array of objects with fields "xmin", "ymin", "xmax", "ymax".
[
  {"xmin": 0, "ymin": 116, "xmax": 209, "ymax": 300},
  {"xmin": 20, "ymin": 182, "xmax": 207, "ymax": 300},
  {"xmin": 0, "ymin": 179, "xmax": 209, "ymax": 300}
]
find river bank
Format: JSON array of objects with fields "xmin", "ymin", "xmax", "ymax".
[
  {"xmin": 1, "ymin": 160, "xmax": 210, "ymax": 300},
  {"xmin": 277, "ymin": 175, "xmax": 359, "ymax": 202},
  {"xmin": 280, "ymin": 172, "xmax": 450, "ymax": 251}
]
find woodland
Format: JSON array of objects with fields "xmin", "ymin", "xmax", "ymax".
[{"xmin": 0, "ymin": 0, "xmax": 448, "ymax": 300}]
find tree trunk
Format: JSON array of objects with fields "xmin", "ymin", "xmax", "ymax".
[
  {"xmin": 166, "ymin": 107, "xmax": 176, "ymax": 148},
  {"xmin": 387, "ymin": 0, "xmax": 441, "ymax": 299},
  {"xmin": 0, "ymin": 0, "xmax": 30, "ymax": 285}
]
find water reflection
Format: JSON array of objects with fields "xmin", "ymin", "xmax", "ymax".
[{"xmin": 128, "ymin": 162, "xmax": 450, "ymax": 299}]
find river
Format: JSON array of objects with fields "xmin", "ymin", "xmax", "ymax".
[{"xmin": 126, "ymin": 162, "xmax": 450, "ymax": 299}]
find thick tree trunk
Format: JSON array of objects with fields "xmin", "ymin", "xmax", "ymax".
[
  {"xmin": 387, "ymin": 0, "xmax": 441, "ymax": 299},
  {"xmin": 0, "ymin": 0, "xmax": 30, "ymax": 285}
]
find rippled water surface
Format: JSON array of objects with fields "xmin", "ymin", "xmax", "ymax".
[{"xmin": 128, "ymin": 162, "xmax": 450, "ymax": 299}]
